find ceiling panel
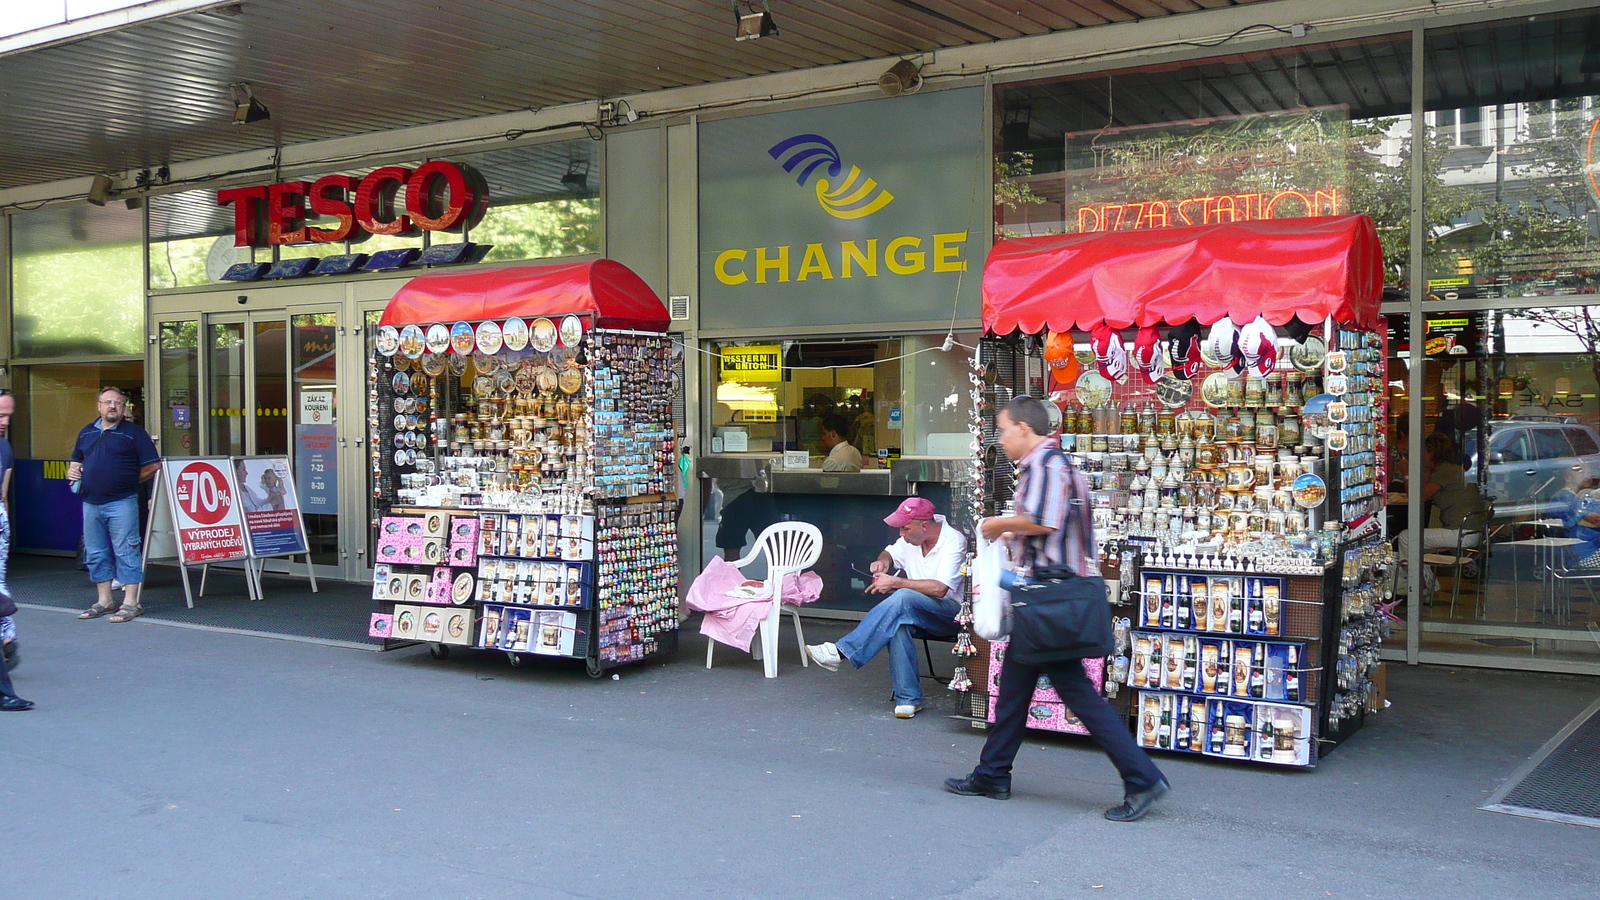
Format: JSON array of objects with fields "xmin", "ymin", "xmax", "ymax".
[{"xmin": 0, "ymin": 0, "xmax": 1261, "ymax": 193}]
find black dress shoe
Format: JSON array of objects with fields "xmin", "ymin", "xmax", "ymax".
[
  {"xmin": 1105, "ymin": 779, "xmax": 1170, "ymax": 822},
  {"xmin": 944, "ymin": 773, "xmax": 1011, "ymax": 800},
  {"xmin": 1, "ymin": 695, "xmax": 34, "ymax": 712}
]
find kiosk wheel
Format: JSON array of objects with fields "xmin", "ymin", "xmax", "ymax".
[
  {"xmin": 585, "ymin": 657, "xmax": 604, "ymax": 679},
  {"xmin": 428, "ymin": 643, "xmax": 450, "ymax": 660},
  {"xmin": 507, "ymin": 652, "xmax": 523, "ymax": 667}
]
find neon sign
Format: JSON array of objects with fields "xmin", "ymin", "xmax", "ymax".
[{"xmin": 1076, "ymin": 188, "xmax": 1340, "ymax": 233}]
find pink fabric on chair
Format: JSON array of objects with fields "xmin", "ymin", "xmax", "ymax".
[{"xmin": 685, "ymin": 557, "xmax": 823, "ymax": 651}]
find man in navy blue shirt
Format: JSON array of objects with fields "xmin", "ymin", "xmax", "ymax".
[{"xmin": 70, "ymin": 387, "xmax": 159, "ymax": 623}]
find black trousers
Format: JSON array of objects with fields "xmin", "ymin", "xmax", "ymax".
[{"xmin": 975, "ymin": 651, "xmax": 1164, "ymax": 792}]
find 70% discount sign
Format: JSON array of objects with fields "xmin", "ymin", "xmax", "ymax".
[{"xmin": 170, "ymin": 460, "xmax": 247, "ymax": 562}]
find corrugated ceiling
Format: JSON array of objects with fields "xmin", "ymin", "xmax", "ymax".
[{"xmin": 0, "ymin": 0, "xmax": 1267, "ymax": 192}]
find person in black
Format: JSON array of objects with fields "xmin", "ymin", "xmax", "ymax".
[
  {"xmin": 70, "ymin": 386, "xmax": 159, "ymax": 623},
  {"xmin": 0, "ymin": 390, "xmax": 30, "ymax": 709},
  {"xmin": 945, "ymin": 396, "xmax": 1168, "ymax": 821}
]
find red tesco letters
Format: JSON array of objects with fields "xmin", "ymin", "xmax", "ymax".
[{"xmin": 217, "ymin": 161, "xmax": 486, "ymax": 247}]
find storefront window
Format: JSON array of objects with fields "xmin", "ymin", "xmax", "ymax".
[
  {"xmin": 10, "ymin": 204, "xmax": 144, "ymax": 358},
  {"xmin": 15, "ymin": 361, "xmax": 145, "ymax": 459},
  {"xmin": 996, "ymin": 34, "xmax": 1413, "ymax": 284},
  {"xmin": 1422, "ymin": 13, "xmax": 1600, "ymax": 301},
  {"xmin": 157, "ymin": 320, "xmax": 200, "ymax": 457},
  {"xmin": 709, "ymin": 334, "xmax": 980, "ymax": 462}
]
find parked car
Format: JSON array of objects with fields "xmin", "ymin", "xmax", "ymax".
[{"xmin": 1461, "ymin": 418, "xmax": 1600, "ymax": 521}]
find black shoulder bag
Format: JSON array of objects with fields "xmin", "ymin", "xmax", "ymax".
[{"xmin": 1006, "ymin": 451, "xmax": 1114, "ymax": 665}]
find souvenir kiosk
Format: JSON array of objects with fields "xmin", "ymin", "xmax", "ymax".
[
  {"xmin": 367, "ymin": 260, "xmax": 680, "ymax": 677},
  {"xmin": 950, "ymin": 216, "xmax": 1389, "ymax": 767}
]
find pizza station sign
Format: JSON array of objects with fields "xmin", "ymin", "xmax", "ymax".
[{"xmin": 216, "ymin": 160, "xmax": 489, "ymax": 247}]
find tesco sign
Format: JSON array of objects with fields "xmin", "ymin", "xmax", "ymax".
[{"xmin": 216, "ymin": 160, "xmax": 489, "ymax": 247}]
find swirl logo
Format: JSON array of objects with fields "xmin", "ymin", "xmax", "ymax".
[{"xmin": 768, "ymin": 133, "xmax": 894, "ymax": 219}]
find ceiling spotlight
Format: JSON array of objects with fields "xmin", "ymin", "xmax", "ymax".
[
  {"xmin": 734, "ymin": 2, "xmax": 778, "ymax": 41},
  {"xmin": 86, "ymin": 174, "xmax": 113, "ymax": 206},
  {"xmin": 878, "ymin": 58, "xmax": 922, "ymax": 97},
  {"xmin": 231, "ymin": 83, "xmax": 270, "ymax": 125},
  {"xmin": 561, "ymin": 160, "xmax": 590, "ymax": 195}
]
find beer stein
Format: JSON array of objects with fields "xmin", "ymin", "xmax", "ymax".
[{"xmin": 1226, "ymin": 461, "xmax": 1256, "ymax": 491}]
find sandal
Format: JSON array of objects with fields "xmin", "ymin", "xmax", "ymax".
[
  {"xmin": 78, "ymin": 602, "xmax": 118, "ymax": 619},
  {"xmin": 107, "ymin": 606, "xmax": 144, "ymax": 624}
]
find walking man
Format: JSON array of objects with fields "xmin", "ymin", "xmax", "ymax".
[
  {"xmin": 71, "ymin": 387, "xmax": 159, "ymax": 623},
  {"xmin": 945, "ymin": 396, "xmax": 1169, "ymax": 821},
  {"xmin": 0, "ymin": 389, "xmax": 30, "ymax": 708},
  {"xmin": 805, "ymin": 497, "xmax": 966, "ymax": 718}
]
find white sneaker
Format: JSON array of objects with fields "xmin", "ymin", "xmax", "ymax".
[
  {"xmin": 805, "ymin": 642, "xmax": 841, "ymax": 671},
  {"xmin": 894, "ymin": 704, "xmax": 924, "ymax": 719}
]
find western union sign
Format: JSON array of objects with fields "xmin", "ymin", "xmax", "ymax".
[{"xmin": 720, "ymin": 345, "xmax": 783, "ymax": 382}]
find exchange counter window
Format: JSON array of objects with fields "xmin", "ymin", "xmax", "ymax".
[{"xmin": 709, "ymin": 334, "xmax": 980, "ymax": 463}]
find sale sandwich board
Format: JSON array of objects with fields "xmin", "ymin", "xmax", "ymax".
[{"xmin": 144, "ymin": 457, "xmax": 257, "ymax": 606}]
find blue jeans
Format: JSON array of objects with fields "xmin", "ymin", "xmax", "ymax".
[
  {"xmin": 835, "ymin": 588, "xmax": 960, "ymax": 705},
  {"xmin": 83, "ymin": 496, "xmax": 144, "ymax": 586}
]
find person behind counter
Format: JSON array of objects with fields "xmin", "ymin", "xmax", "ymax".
[
  {"xmin": 819, "ymin": 414, "xmax": 863, "ymax": 472},
  {"xmin": 804, "ymin": 497, "xmax": 965, "ymax": 718}
]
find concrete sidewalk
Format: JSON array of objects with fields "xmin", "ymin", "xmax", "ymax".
[{"xmin": 2, "ymin": 602, "xmax": 1597, "ymax": 900}]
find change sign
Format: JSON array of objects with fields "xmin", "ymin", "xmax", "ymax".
[{"xmin": 165, "ymin": 459, "xmax": 248, "ymax": 564}]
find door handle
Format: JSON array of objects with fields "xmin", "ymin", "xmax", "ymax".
[{"xmin": 1525, "ymin": 470, "xmax": 1537, "ymax": 476}]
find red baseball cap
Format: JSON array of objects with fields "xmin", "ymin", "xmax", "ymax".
[{"xmin": 884, "ymin": 497, "xmax": 938, "ymax": 528}]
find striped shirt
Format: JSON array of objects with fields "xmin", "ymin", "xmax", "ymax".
[{"xmin": 1010, "ymin": 439, "xmax": 1096, "ymax": 578}]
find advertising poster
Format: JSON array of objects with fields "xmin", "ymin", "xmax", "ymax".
[
  {"xmin": 295, "ymin": 388, "xmax": 338, "ymax": 511},
  {"xmin": 233, "ymin": 456, "xmax": 310, "ymax": 557},
  {"xmin": 162, "ymin": 458, "xmax": 249, "ymax": 564}
]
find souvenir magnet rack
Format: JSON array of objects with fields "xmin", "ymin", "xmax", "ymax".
[{"xmin": 365, "ymin": 313, "xmax": 680, "ymax": 677}]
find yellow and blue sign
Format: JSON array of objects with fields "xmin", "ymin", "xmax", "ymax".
[{"xmin": 699, "ymin": 87, "xmax": 984, "ymax": 330}]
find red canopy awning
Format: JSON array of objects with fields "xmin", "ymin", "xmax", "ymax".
[
  {"xmin": 982, "ymin": 215, "xmax": 1384, "ymax": 335},
  {"xmin": 379, "ymin": 259, "xmax": 670, "ymax": 331}
]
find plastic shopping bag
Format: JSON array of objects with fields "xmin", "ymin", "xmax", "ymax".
[{"xmin": 970, "ymin": 529, "xmax": 1013, "ymax": 641}]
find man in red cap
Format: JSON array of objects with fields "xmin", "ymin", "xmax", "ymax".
[{"xmin": 806, "ymin": 496, "xmax": 967, "ymax": 718}]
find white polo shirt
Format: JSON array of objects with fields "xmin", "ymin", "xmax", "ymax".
[
  {"xmin": 822, "ymin": 441, "xmax": 863, "ymax": 472},
  {"xmin": 886, "ymin": 515, "xmax": 967, "ymax": 600}
]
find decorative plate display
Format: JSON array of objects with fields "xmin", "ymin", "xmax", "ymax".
[
  {"xmin": 450, "ymin": 321, "xmax": 476, "ymax": 355},
  {"xmin": 448, "ymin": 352, "xmax": 469, "ymax": 375},
  {"xmin": 1292, "ymin": 472, "xmax": 1327, "ymax": 508},
  {"xmin": 514, "ymin": 367, "xmax": 535, "ymax": 392},
  {"xmin": 410, "ymin": 374, "xmax": 429, "ymax": 396},
  {"xmin": 558, "ymin": 314, "xmax": 584, "ymax": 347},
  {"xmin": 471, "ymin": 349, "xmax": 496, "ymax": 373},
  {"xmin": 425, "ymin": 323, "xmax": 450, "ymax": 355},
  {"xmin": 1075, "ymin": 370, "xmax": 1112, "ymax": 408},
  {"xmin": 534, "ymin": 365, "xmax": 559, "ymax": 393},
  {"xmin": 391, "ymin": 354, "xmax": 412, "ymax": 373},
  {"xmin": 1200, "ymin": 372, "xmax": 1233, "ymax": 408},
  {"xmin": 421, "ymin": 353, "xmax": 447, "ymax": 376},
  {"xmin": 494, "ymin": 370, "xmax": 516, "ymax": 394},
  {"xmin": 375, "ymin": 325, "xmax": 401, "ymax": 356},
  {"xmin": 398, "ymin": 324, "xmax": 426, "ymax": 359},
  {"xmin": 405, "ymin": 448, "xmax": 417, "ymax": 466},
  {"xmin": 1155, "ymin": 374, "xmax": 1193, "ymax": 408},
  {"xmin": 392, "ymin": 397, "xmax": 407, "ymax": 414},
  {"xmin": 391, "ymin": 371, "xmax": 411, "ymax": 394},
  {"xmin": 502, "ymin": 316, "xmax": 529, "ymax": 351},
  {"xmin": 1044, "ymin": 402, "xmax": 1063, "ymax": 435},
  {"xmin": 472, "ymin": 375, "xmax": 494, "ymax": 396},
  {"xmin": 530, "ymin": 317, "xmax": 558, "ymax": 352},
  {"xmin": 452, "ymin": 571, "xmax": 475, "ymax": 605},
  {"xmin": 1290, "ymin": 335, "xmax": 1327, "ymax": 373},
  {"xmin": 392, "ymin": 413, "xmax": 407, "ymax": 432},
  {"xmin": 550, "ymin": 345, "xmax": 577, "ymax": 369},
  {"xmin": 558, "ymin": 368, "xmax": 583, "ymax": 394},
  {"xmin": 474, "ymin": 320, "xmax": 503, "ymax": 355},
  {"xmin": 394, "ymin": 449, "xmax": 409, "ymax": 466},
  {"xmin": 405, "ymin": 414, "xmax": 419, "ymax": 431}
]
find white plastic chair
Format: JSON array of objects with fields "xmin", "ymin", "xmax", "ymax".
[{"xmin": 705, "ymin": 521, "xmax": 822, "ymax": 678}]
